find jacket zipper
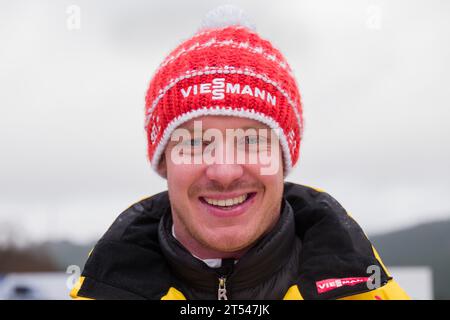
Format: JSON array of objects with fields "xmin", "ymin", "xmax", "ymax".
[
  {"xmin": 216, "ymin": 258, "xmax": 234, "ymax": 300},
  {"xmin": 217, "ymin": 276, "xmax": 228, "ymax": 300}
]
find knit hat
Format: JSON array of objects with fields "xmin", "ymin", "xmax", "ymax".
[{"xmin": 144, "ymin": 5, "xmax": 303, "ymax": 176}]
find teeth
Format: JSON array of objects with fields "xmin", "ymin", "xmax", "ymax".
[{"xmin": 204, "ymin": 194, "xmax": 248, "ymax": 207}]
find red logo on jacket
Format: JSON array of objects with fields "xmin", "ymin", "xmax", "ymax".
[{"xmin": 316, "ymin": 277, "xmax": 370, "ymax": 294}]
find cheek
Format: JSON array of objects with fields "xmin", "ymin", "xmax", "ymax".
[
  {"xmin": 244, "ymin": 159, "xmax": 284, "ymax": 188},
  {"xmin": 166, "ymin": 159, "xmax": 205, "ymax": 202},
  {"xmin": 254, "ymin": 163, "xmax": 284, "ymax": 212},
  {"xmin": 244, "ymin": 147, "xmax": 284, "ymax": 177},
  {"xmin": 167, "ymin": 164, "xmax": 189, "ymax": 192}
]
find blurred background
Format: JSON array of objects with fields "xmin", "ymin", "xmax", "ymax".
[{"xmin": 0, "ymin": 0, "xmax": 449, "ymax": 299}]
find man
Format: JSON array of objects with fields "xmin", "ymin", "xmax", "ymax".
[{"xmin": 71, "ymin": 7, "xmax": 409, "ymax": 300}]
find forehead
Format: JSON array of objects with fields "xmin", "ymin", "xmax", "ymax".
[{"xmin": 178, "ymin": 116, "xmax": 270, "ymax": 131}]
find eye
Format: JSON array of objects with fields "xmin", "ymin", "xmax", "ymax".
[
  {"xmin": 190, "ymin": 138, "xmax": 203, "ymax": 147},
  {"xmin": 181, "ymin": 138, "xmax": 203, "ymax": 147},
  {"xmin": 244, "ymin": 135, "xmax": 259, "ymax": 145}
]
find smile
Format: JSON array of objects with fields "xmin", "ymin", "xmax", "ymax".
[
  {"xmin": 204, "ymin": 194, "xmax": 247, "ymax": 207},
  {"xmin": 199, "ymin": 192, "xmax": 257, "ymax": 214}
]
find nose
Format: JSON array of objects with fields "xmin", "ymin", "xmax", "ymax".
[{"xmin": 205, "ymin": 163, "xmax": 244, "ymax": 189}]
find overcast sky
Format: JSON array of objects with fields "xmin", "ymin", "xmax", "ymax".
[{"xmin": 1, "ymin": 0, "xmax": 449, "ymax": 245}]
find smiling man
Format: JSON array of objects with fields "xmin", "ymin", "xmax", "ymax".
[{"xmin": 71, "ymin": 6, "xmax": 410, "ymax": 300}]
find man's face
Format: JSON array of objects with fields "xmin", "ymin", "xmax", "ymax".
[{"xmin": 160, "ymin": 116, "xmax": 284, "ymax": 256}]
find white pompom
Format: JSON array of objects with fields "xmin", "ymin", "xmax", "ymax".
[{"xmin": 199, "ymin": 5, "xmax": 256, "ymax": 31}]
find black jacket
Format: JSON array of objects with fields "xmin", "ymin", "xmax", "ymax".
[{"xmin": 70, "ymin": 182, "xmax": 409, "ymax": 300}]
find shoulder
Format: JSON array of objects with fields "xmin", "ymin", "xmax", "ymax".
[
  {"xmin": 99, "ymin": 190, "xmax": 170, "ymax": 243},
  {"xmin": 71, "ymin": 190, "xmax": 173, "ymax": 300},
  {"xmin": 283, "ymin": 182, "xmax": 348, "ymax": 217}
]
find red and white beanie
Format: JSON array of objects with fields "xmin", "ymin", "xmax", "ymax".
[{"xmin": 144, "ymin": 5, "xmax": 304, "ymax": 176}]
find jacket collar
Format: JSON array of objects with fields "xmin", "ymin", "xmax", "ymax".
[
  {"xmin": 78, "ymin": 182, "xmax": 390, "ymax": 300},
  {"xmin": 158, "ymin": 199, "xmax": 300, "ymax": 296}
]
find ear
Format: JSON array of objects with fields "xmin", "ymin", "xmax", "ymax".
[{"xmin": 157, "ymin": 153, "xmax": 168, "ymax": 178}]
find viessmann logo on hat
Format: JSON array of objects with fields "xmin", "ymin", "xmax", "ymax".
[
  {"xmin": 316, "ymin": 277, "xmax": 370, "ymax": 294},
  {"xmin": 180, "ymin": 77, "xmax": 277, "ymax": 106}
]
